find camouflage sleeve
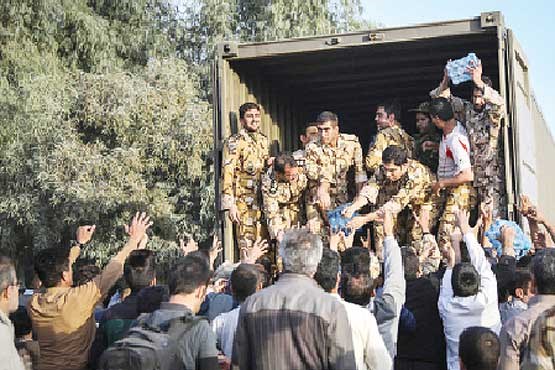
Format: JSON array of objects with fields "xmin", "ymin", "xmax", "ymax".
[
  {"xmin": 261, "ymin": 177, "xmax": 284, "ymax": 239},
  {"xmin": 221, "ymin": 137, "xmax": 238, "ymax": 210},
  {"xmin": 353, "ymin": 139, "xmax": 368, "ymax": 184},
  {"xmin": 304, "ymin": 144, "xmax": 321, "ymax": 181},
  {"xmin": 381, "ymin": 171, "xmax": 428, "ymax": 214},
  {"xmin": 365, "ymin": 132, "xmax": 387, "ymax": 172},
  {"xmin": 483, "ymin": 85, "xmax": 505, "ymax": 148},
  {"xmin": 430, "ymin": 85, "xmax": 466, "ymax": 119}
]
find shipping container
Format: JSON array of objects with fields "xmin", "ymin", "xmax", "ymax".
[{"xmin": 213, "ymin": 11, "xmax": 555, "ymax": 260}]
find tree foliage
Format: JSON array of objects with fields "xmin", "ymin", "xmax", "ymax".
[{"xmin": 0, "ymin": 0, "xmax": 368, "ymax": 276}]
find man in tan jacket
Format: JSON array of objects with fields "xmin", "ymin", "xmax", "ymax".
[{"xmin": 28, "ymin": 212, "xmax": 152, "ymax": 370}]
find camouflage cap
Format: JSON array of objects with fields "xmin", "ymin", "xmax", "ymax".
[{"xmin": 409, "ymin": 102, "xmax": 431, "ymax": 114}]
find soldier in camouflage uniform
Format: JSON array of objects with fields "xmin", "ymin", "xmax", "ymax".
[
  {"xmin": 431, "ymin": 59, "xmax": 505, "ymax": 218},
  {"xmin": 345, "ymin": 146, "xmax": 439, "ymax": 257},
  {"xmin": 221, "ymin": 102, "xmax": 269, "ymax": 249},
  {"xmin": 304, "ymin": 111, "xmax": 367, "ymax": 234},
  {"xmin": 410, "ymin": 102, "xmax": 441, "ymax": 173},
  {"xmin": 261, "ymin": 153, "xmax": 308, "ymax": 240},
  {"xmin": 292, "ymin": 122, "xmax": 319, "ymax": 168},
  {"xmin": 366, "ymin": 101, "xmax": 415, "ymax": 175},
  {"xmin": 429, "ymin": 97, "xmax": 477, "ymax": 252}
]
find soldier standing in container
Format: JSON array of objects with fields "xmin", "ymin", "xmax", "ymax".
[
  {"xmin": 292, "ymin": 122, "xmax": 319, "ymax": 168},
  {"xmin": 365, "ymin": 101, "xmax": 415, "ymax": 175},
  {"xmin": 221, "ymin": 102, "xmax": 269, "ymax": 249},
  {"xmin": 430, "ymin": 59, "xmax": 505, "ymax": 218},
  {"xmin": 304, "ymin": 111, "xmax": 367, "ymax": 234},
  {"xmin": 410, "ymin": 102, "xmax": 441, "ymax": 173},
  {"xmin": 261, "ymin": 153, "xmax": 308, "ymax": 241},
  {"xmin": 429, "ymin": 97, "xmax": 477, "ymax": 251}
]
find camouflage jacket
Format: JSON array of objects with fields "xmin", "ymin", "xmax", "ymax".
[
  {"xmin": 261, "ymin": 167, "xmax": 308, "ymax": 238},
  {"xmin": 366, "ymin": 125, "xmax": 415, "ymax": 173},
  {"xmin": 221, "ymin": 129, "xmax": 269, "ymax": 209},
  {"xmin": 413, "ymin": 129, "xmax": 441, "ymax": 173},
  {"xmin": 430, "ymin": 85, "xmax": 505, "ymax": 174},
  {"xmin": 360, "ymin": 159, "xmax": 436, "ymax": 213},
  {"xmin": 304, "ymin": 133, "xmax": 367, "ymax": 200}
]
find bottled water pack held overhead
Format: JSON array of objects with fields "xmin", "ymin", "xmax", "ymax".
[{"xmin": 446, "ymin": 53, "xmax": 479, "ymax": 85}]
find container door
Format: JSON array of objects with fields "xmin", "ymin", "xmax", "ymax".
[{"xmin": 505, "ymin": 29, "xmax": 536, "ymax": 226}]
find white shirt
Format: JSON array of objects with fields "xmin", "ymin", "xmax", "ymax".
[
  {"xmin": 211, "ymin": 306, "xmax": 240, "ymax": 358},
  {"xmin": 437, "ymin": 122, "xmax": 471, "ymax": 179},
  {"xmin": 331, "ymin": 294, "xmax": 392, "ymax": 370},
  {"xmin": 438, "ymin": 232, "xmax": 501, "ymax": 370}
]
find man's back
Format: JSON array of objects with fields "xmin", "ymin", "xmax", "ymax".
[
  {"xmin": 138, "ymin": 302, "xmax": 219, "ymax": 370},
  {"xmin": 232, "ymin": 273, "xmax": 356, "ymax": 370},
  {"xmin": 28, "ymin": 282, "xmax": 101, "ymax": 370}
]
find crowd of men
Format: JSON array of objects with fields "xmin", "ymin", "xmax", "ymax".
[{"xmin": 1, "ymin": 60, "xmax": 555, "ymax": 370}]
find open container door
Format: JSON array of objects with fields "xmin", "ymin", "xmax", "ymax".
[{"xmin": 505, "ymin": 29, "xmax": 537, "ymax": 229}]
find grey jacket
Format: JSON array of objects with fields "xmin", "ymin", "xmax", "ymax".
[{"xmin": 0, "ymin": 310, "xmax": 25, "ymax": 370}]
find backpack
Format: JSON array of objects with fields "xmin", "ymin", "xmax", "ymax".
[{"xmin": 97, "ymin": 314, "xmax": 205, "ymax": 370}]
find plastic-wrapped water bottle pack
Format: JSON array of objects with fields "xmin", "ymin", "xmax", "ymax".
[
  {"xmin": 446, "ymin": 53, "xmax": 479, "ymax": 85},
  {"xmin": 485, "ymin": 219, "xmax": 532, "ymax": 260}
]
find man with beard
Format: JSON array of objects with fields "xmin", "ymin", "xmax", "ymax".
[
  {"xmin": 430, "ymin": 60, "xmax": 505, "ymax": 218},
  {"xmin": 221, "ymin": 102, "xmax": 270, "ymax": 249}
]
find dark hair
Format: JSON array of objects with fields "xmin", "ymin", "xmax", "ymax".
[
  {"xmin": 168, "ymin": 254, "xmax": 211, "ymax": 296},
  {"xmin": 314, "ymin": 248, "xmax": 340, "ymax": 293},
  {"xmin": 230, "ymin": 264, "xmax": 260, "ymax": 303},
  {"xmin": 377, "ymin": 100, "xmax": 401, "ymax": 121},
  {"xmin": 273, "ymin": 153, "xmax": 297, "ymax": 174},
  {"xmin": 341, "ymin": 273, "xmax": 373, "ymax": 306},
  {"xmin": 137, "ymin": 285, "xmax": 169, "ymax": 314},
  {"xmin": 452, "ymin": 262, "xmax": 480, "ymax": 297},
  {"xmin": 316, "ymin": 111, "xmax": 338, "ymax": 125},
  {"xmin": 402, "ymin": 248, "xmax": 420, "ymax": 281},
  {"xmin": 532, "ymin": 249, "xmax": 555, "ymax": 294},
  {"xmin": 341, "ymin": 247, "xmax": 370, "ymax": 276},
  {"xmin": 255, "ymin": 256, "xmax": 272, "ymax": 287},
  {"xmin": 459, "ymin": 327, "xmax": 500, "ymax": 370},
  {"xmin": 517, "ymin": 255, "xmax": 533, "ymax": 269},
  {"xmin": 382, "ymin": 145, "xmax": 408, "ymax": 166},
  {"xmin": 34, "ymin": 248, "xmax": 71, "ymax": 288},
  {"xmin": 239, "ymin": 102, "xmax": 260, "ymax": 119},
  {"xmin": 73, "ymin": 259, "xmax": 101, "ymax": 287},
  {"xmin": 0, "ymin": 256, "xmax": 15, "ymax": 292},
  {"xmin": 511, "ymin": 270, "xmax": 533, "ymax": 296},
  {"xmin": 10, "ymin": 306, "xmax": 32, "ymax": 337},
  {"xmin": 430, "ymin": 97, "xmax": 454, "ymax": 121},
  {"xmin": 482, "ymin": 76, "xmax": 493, "ymax": 88},
  {"xmin": 304, "ymin": 121, "xmax": 318, "ymax": 131},
  {"xmin": 124, "ymin": 250, "xmax": 156, "ymax": 292}
]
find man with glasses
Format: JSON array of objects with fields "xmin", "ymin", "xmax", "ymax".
[
  {"xmin": 0, "ymin": 256, "xmax": 26, "ymax": 370},
  {"xmin": 221, "ymin": 102, "xmax": 270, "ymax": 249}
]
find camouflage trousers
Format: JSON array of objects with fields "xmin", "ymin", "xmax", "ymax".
[
  {"xmin": 373, "ymin": 204, "xmax": 441, "ymax": 260},
  {"xmin": 305, "ymin": 187, "xmax": 349, "ymax": 236},
  {"xmin": 234, "ymin": 197, "xmax": 266, "ymax": 251},
  {"xmin": 437, "ymin": 183, "xmax": 478, "ymax": 251},
  {"xmin": 476, "ymin": 185, "xmax": 507, "ymax": 220},
  {"xmin": 473, "ymin": 154, "xmax": 506, "ymax": 219},
  {"xmin": 266, "ymin": 207, "xmax": 302, "ymax": 240}
]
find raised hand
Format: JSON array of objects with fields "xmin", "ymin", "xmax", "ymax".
[
  {"xmin": 228, "ymin": 204, "xmax": 241, "ymax": 224},
  {"xmin": 76, "ymin": 225, "xmax": 96, "ymax": 245},
  {"xmin": 209, "ymin": 235, "xmax": 223, "ymax": 266},
  {"xmin": 241, "ymin": 237, "xmax": 268, "ymax": 264},
  {"xmin": 179, "ymin": 234, "xmax": 198, "ymax": 255},
  {"xmin": 126, "ymin": 212, "xmax": 153, "ymax": 243},
  {"xmin": 455, "ymin": 209, "xmax": 471, "ymax": 235}
]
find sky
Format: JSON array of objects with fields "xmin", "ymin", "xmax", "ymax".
[{"xmin": 362, "ymin": 0, "xmax": 554, "ymax": 133}]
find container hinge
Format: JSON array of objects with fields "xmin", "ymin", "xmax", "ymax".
[
  {"xmin": 367, "ymin": 32, "xmax": 385, "ymax": 42},
  {"xmin": 325, "ymin": 37, "xmax": 341, "ymax": 46},
  {"xmin": 218, "ymin": 42, "xmax": 238, "ymax": 58}
]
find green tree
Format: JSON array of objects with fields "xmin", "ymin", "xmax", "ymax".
[{"xmin": 0, "ymin": 0, "xmax": 370, "ymax": 279}]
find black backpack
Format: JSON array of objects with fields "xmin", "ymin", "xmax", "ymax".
[{"xmin": 97, "ymin": 314, "xmax": 205, "ymax": 370}]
